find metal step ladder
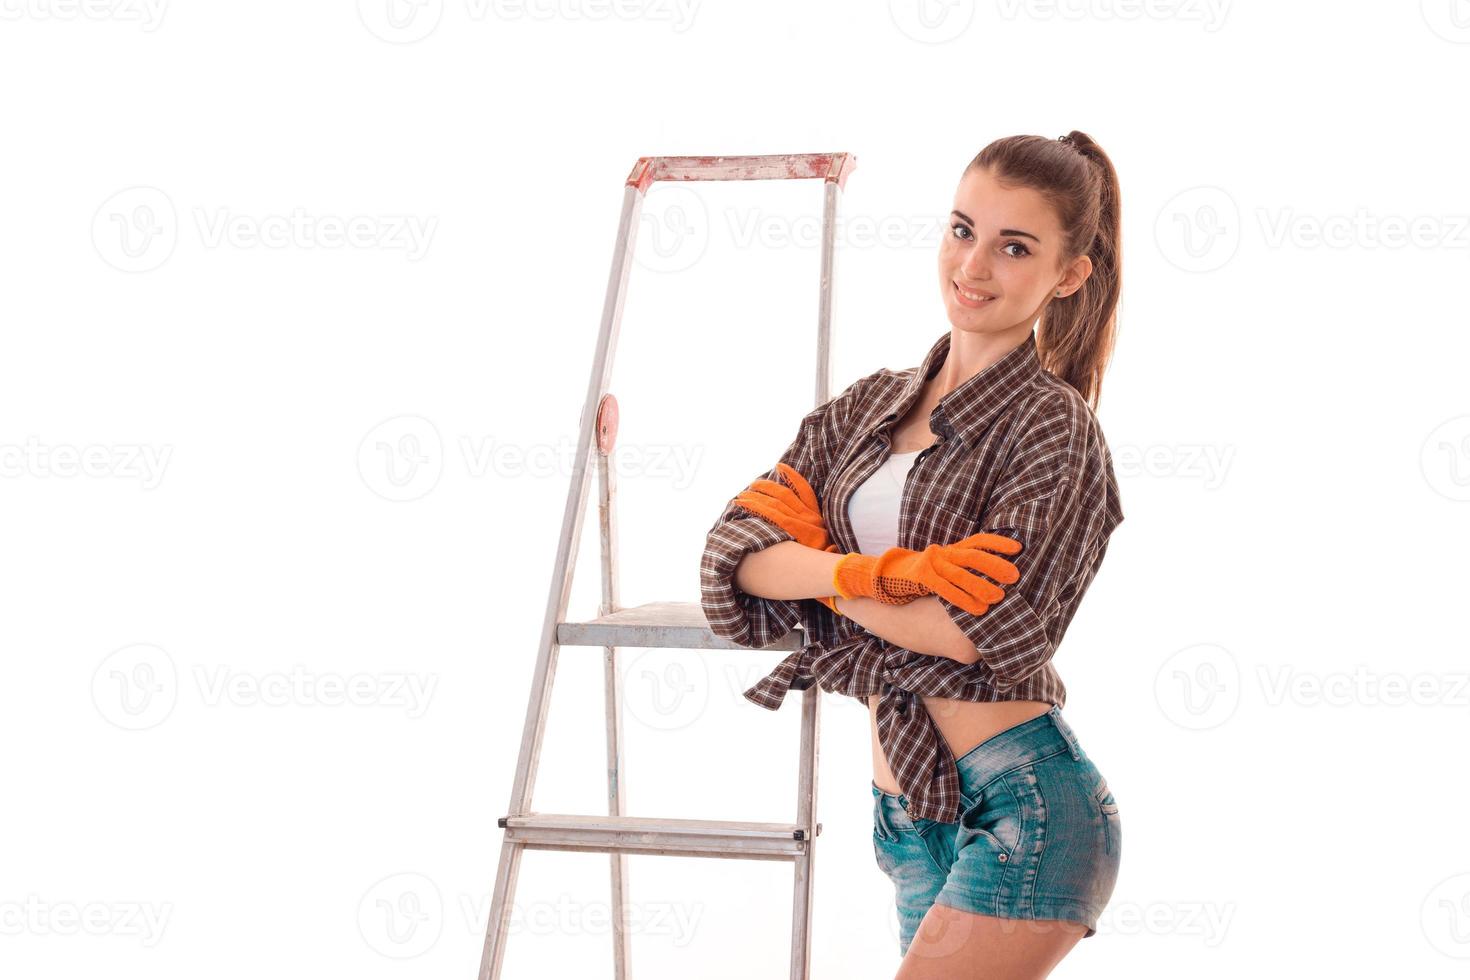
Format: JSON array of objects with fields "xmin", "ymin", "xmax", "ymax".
[{"xmin": 475, "ymin": 152, "xmax": 858, "ymax": 980}]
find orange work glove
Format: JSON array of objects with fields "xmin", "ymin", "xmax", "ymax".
[
  {"xmin": 731, "ymin": 462, "xmax": 834, "ymax": 553},
  {"xmin": 832, "ymin": 532, "xmax": 1023, "ymax": 616},
  {"xmin": 730, "ymin": 462, "xmax": 847, "ymax": 614}
]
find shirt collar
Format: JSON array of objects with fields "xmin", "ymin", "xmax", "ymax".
[{"xmin": 866, "ymin": 329, "xmax": 1043, "ymax": 447}]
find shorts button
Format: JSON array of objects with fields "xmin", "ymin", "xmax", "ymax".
[{"xmin": 997, "ymin": 853, "xmax": 1008, "ymax": 863}]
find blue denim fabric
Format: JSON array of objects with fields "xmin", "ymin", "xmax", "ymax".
[{"xmin": 870, "ymin": 706, "xmax": 1121, "ymax": 956}]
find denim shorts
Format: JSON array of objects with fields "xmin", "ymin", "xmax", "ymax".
[{"xmin": 870, "ymin": 705, "xmax": 1121, "ymax": 955}]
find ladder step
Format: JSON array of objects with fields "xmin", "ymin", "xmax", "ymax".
[
  {"xmin": 498, "ymin": 812, "xmax": 823, "ymax": 861},
  {"xmin": 557, "ymin": 600, "xmax": 804, "ymax": 652}
]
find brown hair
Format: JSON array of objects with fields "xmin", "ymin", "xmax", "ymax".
[{"xmin": 966, "ymin": 131, "xmax": 1122, "ymax": 410}]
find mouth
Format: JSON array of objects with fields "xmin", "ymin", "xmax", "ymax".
[{"xmin": 953, "ymin": 281, "xmax": 996, "ymax": 308}]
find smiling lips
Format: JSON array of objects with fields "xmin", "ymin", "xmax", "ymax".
[{"xmin": 953, "ymin": 281, "xmax": 996, "ymax": 307}]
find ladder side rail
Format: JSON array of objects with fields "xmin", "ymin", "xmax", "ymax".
[{"xmin": 476, "ymin": 181, "xmax": 646, "ymax": 980}]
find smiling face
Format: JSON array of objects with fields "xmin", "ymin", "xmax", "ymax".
[{"xmin": 939, "ymin": 165, "xmax": 1088, "ymax": 338}]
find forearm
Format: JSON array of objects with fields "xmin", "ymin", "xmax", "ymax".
[
  {"xmin": 734, "ymin": 543, "xmax": 977, "ymax": 665},
  {"xmin": 838, "ymin": 595, "xmax": 979, "ymax": 665},
  {"xmin": 733, "ymin": 540, "xmax": 842, "ymax": 600}
]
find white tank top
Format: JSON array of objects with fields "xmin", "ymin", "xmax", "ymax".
[{"xmin": 846, "ymin": 448, "xmax": 921, "ymax": 555}]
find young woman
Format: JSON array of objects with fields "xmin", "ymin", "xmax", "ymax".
[{"xmin": 701, "ymin": 132, "xmax": 1125, "ymax": 979}]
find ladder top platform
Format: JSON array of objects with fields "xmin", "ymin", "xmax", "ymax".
[{"xmin": 625, "ymin": 152, "xmax": 857, "ymax": 192}]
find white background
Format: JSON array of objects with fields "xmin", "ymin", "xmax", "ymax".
[{"xmin": 4, "ymin": 1, "xmax": 1469, "ymax": 978}]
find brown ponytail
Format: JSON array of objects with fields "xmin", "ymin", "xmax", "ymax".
[{"xmin": 966, "ymin": 131, "xmax": 1122, "ymax": 410}]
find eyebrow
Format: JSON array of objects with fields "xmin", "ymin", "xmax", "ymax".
[{"xmin": 950, "ymin": 210, "xmax": 1041, "ymax": 243}]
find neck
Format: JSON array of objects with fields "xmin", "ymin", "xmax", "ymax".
[{"xmin": 936, "ymin": 324, "xmax": 1033, "ymax": 397}]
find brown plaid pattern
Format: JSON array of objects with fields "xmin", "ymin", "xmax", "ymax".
[{"xmin": 700, "ymin": 329, "xmax": 1124, "ymax": 823}]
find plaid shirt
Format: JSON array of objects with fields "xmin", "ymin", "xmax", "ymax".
[{"xmin": 700, "ymin": 329, "xmax": 1124, "ymax": 823}]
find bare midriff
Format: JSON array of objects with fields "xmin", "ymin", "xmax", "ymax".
[
  {"xmin": 869, "ymin": 695, "xmax": 1052, "ymax": 795},
  {"xmin": 867, "ymin": 375, "xmax": 1053, "ymax": 795}
]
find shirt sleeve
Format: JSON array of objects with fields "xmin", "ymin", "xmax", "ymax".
[
  {"xmin": 938, "ymin": 395, "xmax": 1123, "ymax": 691},
  {"xmin": 700, "ymin": 372, "xmax": 878, "ymax": 649}
]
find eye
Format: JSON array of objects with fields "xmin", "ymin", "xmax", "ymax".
[
  {"xmin": 950, "ymin": 222, "xmax": 973, "ymax": 242},
  {"xmin": 1002, "ymin": 240, "xmax": 1031, "ymax": 258}
]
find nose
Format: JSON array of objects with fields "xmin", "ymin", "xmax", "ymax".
[{"xmin": 959, "ymin": 249, "xmax": 990, "ymax": 281}]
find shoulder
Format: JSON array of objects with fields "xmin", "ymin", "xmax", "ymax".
[
  {"xmin": 816, "ymin": 364, "xmax": 904, "ymax": 425},
  {"xmin": 1006, "ymin": 370, "xmax": 1113, "ymax": 477}
]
